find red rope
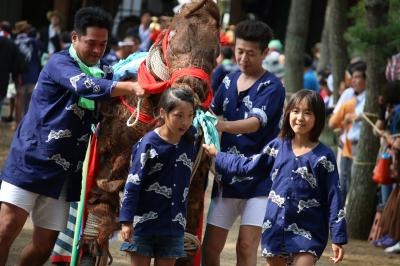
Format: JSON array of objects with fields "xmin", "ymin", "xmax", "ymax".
[
  {"xmin": 121, "ymin": 29, "xmax": 214, "ymax": 124},
  {"xmin": 118, "ymin": 96, "xmax": 155, "ymax": 124},
  {"xmin": 137, "ymin": 61, "xmax": 213, "ymax": 109},
  {"xmin": 161, "ymin": 30, "xmax": 170, "ymax": 68}
]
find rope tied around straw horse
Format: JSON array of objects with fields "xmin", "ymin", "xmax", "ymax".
[{"xmin": 122, "ymin": 30, "xmax": 214, "ymax": 127}]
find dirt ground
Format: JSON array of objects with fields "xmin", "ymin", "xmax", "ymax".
[{"xmin": 1, "ymin": 120, "xmax": 400, "ymax": 266}]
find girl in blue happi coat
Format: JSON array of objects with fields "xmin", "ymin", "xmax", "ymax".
[
  {"xmin": 203, "ymin": 90, "xmax": 347, "ymax": 266},
  {"xmin": 119, "ymin": 88, "xmax": 196, "ymax": 266}
]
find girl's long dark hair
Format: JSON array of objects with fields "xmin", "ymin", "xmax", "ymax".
[
  {"xmin": 279, "ymin": 90, "xmax": 326, "ymax": 142},
  {"xmin": 158, "ymin": 88, "xmax": 195, "ymax": 143}
]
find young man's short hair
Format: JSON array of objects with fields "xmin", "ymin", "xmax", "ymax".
[
  {"xmin": 74, "ymin": 7, "xmax": 112, "ymax": 35},
  {"xmin": 234, "ymin": 20, "xmax": 273, "ymax": 51},
  {"xmin": 349, "ymin": 61, "xmax": 367, "ymax": 78}
]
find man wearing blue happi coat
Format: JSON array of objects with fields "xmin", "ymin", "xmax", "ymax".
[{"xmin": 0, "ymin": 7, "xmax": 146, "ymax": 266}]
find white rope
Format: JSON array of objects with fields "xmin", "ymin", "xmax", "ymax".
[
  {"xmin": 184, "ymin": 232, "xmax": 200, "ymax": 252},
  {"xmin": 126, "ymin": 98, "xmax": 143, "ymax": 127}
]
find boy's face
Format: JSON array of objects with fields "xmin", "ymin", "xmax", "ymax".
[
  {"xmin": 72, "ymin": 26, "xmax": 108, "ymax": 66},
  {"xmin": 235, "ymin": 38, "xmax": 268, "ymax": 75}
]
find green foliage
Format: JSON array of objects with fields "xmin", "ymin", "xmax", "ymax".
[{"xmin": 345, "ymin": 0, "xmax": 400, "ymax": 59}]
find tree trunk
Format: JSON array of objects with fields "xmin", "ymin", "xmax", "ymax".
[
  {"xmin": 283, "ymin": 0, "xmax": 312, "ymax": 96},
  {"xmin": 346, "ymin": 0, "xmax": 389, "ymax": 239},
  {"xmin": 316, "ymin": 0, "xmax": 331, "ymax": 75},
  {"xmin": 229, "ymin": 0, "xmax": 242, "ymax": 25},
  {"xmin": 329, "ymin": 0, "xmax": 348, "ymax": 103}
]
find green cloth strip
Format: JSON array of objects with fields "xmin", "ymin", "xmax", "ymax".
[
  {"xmin": 69, "ymin": 45, "xmax": 104, "ymax": 110},
  {"xmin": 193, "ymin": 109, "xmax": 220, "ymax": 150},
  {"xmin": 70, "ymin": 136, "xmax": 91, "ymax": 266}
]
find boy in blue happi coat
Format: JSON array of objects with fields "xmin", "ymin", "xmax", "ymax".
[{"xmin": 202, "ymin": 19, "xmax": 285, "ymax": 266}]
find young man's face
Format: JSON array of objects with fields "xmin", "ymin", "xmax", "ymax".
[
  {"xmin": 235, "ymin": 38, "xmax": 268, "ymax": 75},
  {"xmin": 351, "ymin": 70, "xmax": 366, "ymax": 94},
  {"xmin": 72, "ymin": 26, "xmax": 108, "ymax": 66}
]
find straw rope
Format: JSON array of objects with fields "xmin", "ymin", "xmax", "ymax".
[
  {"xmin": 146, "ymin": 43, "xmax": 170, "ymax": 81},
  {"xmin": 126, "ymin": 98, "xmax": 143, "ymax": 127}
]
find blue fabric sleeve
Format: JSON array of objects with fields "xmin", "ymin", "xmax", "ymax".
[
  {"xmin": 119, "ymin": 141, "xmax": 152, "ymax": 223},
  {"xmin": 322, "ymin": 151, "xmax": 348, "ymax": 245},
  {"xmin": 248, "ymin": 83, "xmax": 285, "ymax": 128},
  {"xmin": 215, "ymin": 148, "xmax": 275, "ymax": 183},
  {"xmin": 47, "ymin": 54, "xmax": 116, "ymax": 100},
  {"xmin": 211, "ymin": 65, "xmax": 228, "ymax": 93},
  {"xmin": 303, "ymin": 72, "xmax": 319, "ymax": 91}
]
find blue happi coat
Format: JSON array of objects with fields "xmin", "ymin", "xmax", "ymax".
[
  {"xmin": 214, "ymin": 138, "xmax": 348, "ymax": 257},
  {"xmin": 0, "ymin": 49, "xmax": 115, "ymax": 201},
  {"xmin": 211, "ymin": 70, "xmax": 285, "ymax": 199},
  {"xmin": 119, "ymin": 129, "xmax": 195, "ymax": 237}
]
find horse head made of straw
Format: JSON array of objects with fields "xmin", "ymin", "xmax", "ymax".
[
  {"xmin": 166, "ymin": 0, "xmax": 220, "ymax": 102},
  {"xmin": 85, "ymin": 0, "xmax": 221, "ymax": 247}
]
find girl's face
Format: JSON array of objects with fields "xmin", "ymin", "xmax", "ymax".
[
  {"xmin": 289, "ymin": 98, "xmax": 315, "ymax": 139},
  {"xmin": 161, "ymin": 101, "xmax": 194, "ymax": 138}
]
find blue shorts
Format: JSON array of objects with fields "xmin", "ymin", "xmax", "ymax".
[{"xmin": 120, "ymin": 235, "xmax": 185, "ymax": 258}]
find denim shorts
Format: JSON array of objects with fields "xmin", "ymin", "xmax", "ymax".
[
  {"xmin": 263, "ymin": 251, "xmax": 318, "ymax": 265},
  {"xmin": 120, "ymin": 235, "xmax": 185, "ymax": 258}
]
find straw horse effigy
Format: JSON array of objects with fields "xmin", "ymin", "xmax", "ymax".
[{"xmin": 80, "ymin": 0, "xmax": 220, "ymax": 265}]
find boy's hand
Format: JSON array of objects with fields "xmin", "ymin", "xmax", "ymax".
[
  {"xmin": 121, "ymin": 223, "xmax": 134, "ymax": 242},
  {"xmin": 202, "ymin": 144, "xmax": 218, "ymax": 157},
  {"xmin": 330, "ymin": 243, "xmax": 344, "ymax": 263}
]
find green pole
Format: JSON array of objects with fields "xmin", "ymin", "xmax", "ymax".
[{"xmin": 70, "ymin": 136, "xmax": 91, "ymax": 266}]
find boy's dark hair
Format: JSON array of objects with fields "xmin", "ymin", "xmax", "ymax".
[
  {"xmin": 74, "ymin": 7, "xmax": 112, "ymax": 35},
  {"xmin": 158, "ymin": 88, "xmax": 195, "ymax": 143},
  {"xmin": 221, "ymin": 46, "xmax": 233, "ymax": 60},
  {"xmin": 349, "ymin": 61, "xmax": 367, "ymax": 78},
  {"xmin": 279, "ymin": 90, "xmax": 326, "ymax": 142},
  {"xmin": 304, "ymin": 54, "xmax": 313, "ymax": 68},
  {"xmin": 235, "ymin": 20, "xmax": 273, "ymax": 51}
]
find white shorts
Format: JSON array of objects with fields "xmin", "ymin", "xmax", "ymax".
[
  {"xmin": 0, "ymin": 181, "xmax": 69, "ymax": 231},
  {"xmin": 207, "ymin": 196, "xmax": 268, "ymax": 230}
]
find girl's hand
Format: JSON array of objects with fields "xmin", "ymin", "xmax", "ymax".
[
  {"xmin": 121, "ymin": 223, "xmax": 134, "ymax": 242},
  {"xmin": 203, "ymin": 144, "xmax": 218, "ymax": 157},
  {"xmin": 330, "ymin": 243, "xmax": 344, "ymax": 263}
]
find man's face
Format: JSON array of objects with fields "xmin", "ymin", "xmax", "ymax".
[
  {"xmin": 72, "ymin": 27, "xmax": 108, "ymax": 66},
  {"xmin": 235, "ymin": 38, "xmax": 268, "ymax": 75},
  {"xmin": 351, "ymin": 70, "xmax": 366, "ymax": 94},
  {"xmin": 141, "ymin": 13, "xmax": 152, "ymax": 27}
]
